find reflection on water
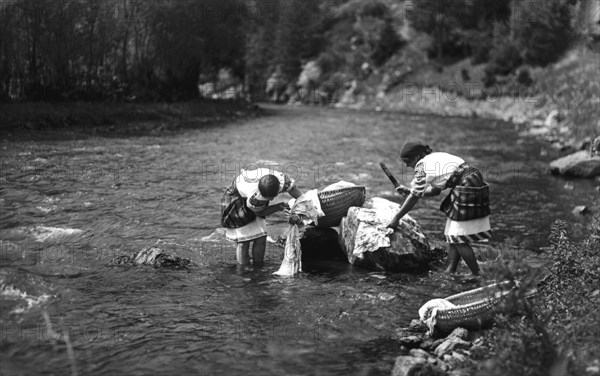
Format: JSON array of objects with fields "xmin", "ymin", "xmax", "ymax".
[{"xmin": 1, "ymin": 105, "xmax": 597, "ymax": 375}]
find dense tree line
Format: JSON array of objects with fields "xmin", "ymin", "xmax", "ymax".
[
  {"xmin": 0, "ymin": 0, "xmax": 586, "ymax": 102},
  {"xmin": 0, "ymin": 0, "xmax": 247, "ymax": 101}
]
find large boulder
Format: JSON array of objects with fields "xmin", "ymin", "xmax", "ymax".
[
  {"xmin": 339, "ymin": 198, "xmax": 435, "ymax": 272},
  {"xmin": 549, "ymin": 150, "xmax": 600, "ymax": 178}
]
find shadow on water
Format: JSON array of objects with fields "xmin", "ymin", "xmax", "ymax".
[{"xmin": 1, "ymin": 104, "xmax": 598, "ymax": 375}]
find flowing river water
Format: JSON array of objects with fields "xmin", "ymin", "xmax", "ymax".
[{"xmin": 1, "ymin": 104, "xmax": 598, "ymax": 375}]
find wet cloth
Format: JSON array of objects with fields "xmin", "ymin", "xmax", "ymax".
[
  {"xmin": 287, "ymin": 189, "xmax": 325, "ymax": 225},
  {"xmin": 273, "ymin": 224, "xmax": 303, "ymax": 276},
  {"xmin": 347, "ymin": 204, "xmax": 394, "ymax": 262},
  {"xmin": 418, "ymin": 298, "xmax": 457, "ymax": 335},
  {"xmin": 225, "ymin": 168, "xmax": 295, "ymax": 243},
  {"xmin": 408, "ymin": 153, "xmax": 491, "ymax": 244}
]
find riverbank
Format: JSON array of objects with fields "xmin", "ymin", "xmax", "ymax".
[
  {"xmin": 0, "ymin": 99, "xmax": 261, "ymax": 140},
  {"xmin": 467, "ymin": 210, "xmax": 600, "ymax": 376},
  {"xmin": 337, "ymin": 48, "xmax": 600, "ymax": 154},
  {"xmin": 390, "ymin": 207, "xmax": 600, "ymax": 376}
]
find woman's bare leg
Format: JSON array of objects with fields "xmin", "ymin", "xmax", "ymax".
[
  {"xmin": 455, "ymin": 243, "xmax": 480, "ymax": 276},
  {"xmin": 251, "ymin": 236, "xmax": 267, "ymax": 266},
  {"xmin": 236, "ymin": 241, "xmax": 251, "ymax": 265},
  {"xmin": 445, "ymin": 244, "xmax": 461, "ymax": 273}
]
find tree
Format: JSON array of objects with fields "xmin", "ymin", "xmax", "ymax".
[{"xmin": 511, "ymin": 0, "xmax": 575, "ymax": 66}]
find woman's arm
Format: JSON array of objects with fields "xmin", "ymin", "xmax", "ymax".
[
  {"xmin": 252, "ymin": 202, "xmax": 288, "ymax": 217},
  {"xmin": 387, "ymin": 193, "xmax": 420, "ymax": 228},
  {"xmin": 400, "ymin": 185, "xmax": 440, "ymax": 197},
  {"xmin": 423, "ymin": 187, "xmax": 442, "ymax": 197},
  {"xmin": 288, "ymin": 186, "xmax": 303, "ymax": 199}
]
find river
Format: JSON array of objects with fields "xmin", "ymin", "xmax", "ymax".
[{"xmin": 1, "ymin": 104, "xmax": 597, "ymax": 375}]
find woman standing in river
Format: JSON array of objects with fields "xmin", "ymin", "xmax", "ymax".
[
  {"xmin": 387, "ymin": 141, "xmax": 491, "ymax": 276},
  {"xmin": 222, "ymin": 167, "xmax": 303, "ymax": 266}
]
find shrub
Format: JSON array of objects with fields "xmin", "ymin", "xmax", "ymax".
[
  {"xmin": 511, "ymin": 0, "xmax": 576, "ymax": 66},
  {"xmin": 461, "ymin": 68, "xmax": 470, "ymax": 81},
  {"xmin": 536, "ymin": 219, "xmax": 600, "ymax": 372},
  {"xmin": 489, "ymin": 23, "xmax": 523, "ymax": 75},
  {"xmin": 472, "ymin": 215, "xmax": 600, "ymax": 376},
  {"xmin": 370, "ymin": 21, "xmax": 404, "ymax": 66},
  {"xmin": 483, "ymin": 66, "xmax": 497, "ymax": 88},
  {"xmin": 469, "ymin": 31, "xmax": 494, "ymax": 65},
  {"xmin": 516, "ymin": 68, "xmax": 534, "ymax": 86},
  {"xmin": 357, "ymin": 1, "xmax": 388, "ymax": 19}
]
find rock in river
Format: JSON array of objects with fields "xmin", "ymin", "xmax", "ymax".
[
  {"xmin": 549, "ymin": 150, "xmax": 600, "ymax": 178},
  {"xmin": 111, "ymin": 247, "xmax": 193, "ymax": 270},
  {"xmin": 339, "ymin": 198, "xmax": 435, "ymax": 272},
  {"xmin": 300, "ymin": 226, "xmax": 347, "ymax": 260}
]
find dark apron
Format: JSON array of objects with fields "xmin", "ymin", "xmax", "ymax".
[
  {"xmin": 220, "ymin": 180, "xmax": 257, "ymax": 229},
  {"xmin": 440, "ymin": 163, "xmax": 491, "ymax": 221}
]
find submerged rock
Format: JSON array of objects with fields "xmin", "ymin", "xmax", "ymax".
[
  {"xmin": 572, "ymin": 205, "xmax": 589, "ymax": 215},
  {"xmin": 300, "ymin": 226, "xmax": 346, "ymax": 260},
  {"xmin": 110, "ymin": 247, "xmax": 193, "ymax": 270},
  {"xmin": 339, "ymin": 198, "xmax": 434, "ymax": 272},
  {"xmin": 549, "ymin": 150, "xmax": 600, "ymax": 178},
  {"xmin": 392, "ymin": 355, "xmax": 445, "ymax": 376}
]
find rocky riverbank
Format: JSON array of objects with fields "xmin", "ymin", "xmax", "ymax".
[
  {"xmin": 334, "ymin": 48, "xmax": 599, "ymax": 160},
  {"xmin": 392, "ymin": 321, "xmax": 480, "ymax": 376}
]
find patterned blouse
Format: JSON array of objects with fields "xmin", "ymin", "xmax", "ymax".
[
  {"xmin": 234, "ymin": 168, "xmax": 295, "ymax": 212},
  {"xmin": 409, "ymin": 152, "xmax": 464, "ymax": 197}
]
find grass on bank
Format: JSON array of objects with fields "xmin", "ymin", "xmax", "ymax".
[{"xmin": 468, "ymin": 212, "xmax": 600, "ymax": 376}]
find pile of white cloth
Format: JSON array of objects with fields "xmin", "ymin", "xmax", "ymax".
[
  {"xmin": 418, "ymin": 298, "xmax": 457, "ymax": 334},
  {"xmin": 287, "ymin": 181, "xmax": 357, "ymax": 226}
]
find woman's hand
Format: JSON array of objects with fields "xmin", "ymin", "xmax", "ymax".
[
  {"xmin": 395, "ymin": 185, "xmax": 411, "ymax": 196},
  {"xmin": 288, "ymin": 214, "xmax": 303, "ymax": 226}
]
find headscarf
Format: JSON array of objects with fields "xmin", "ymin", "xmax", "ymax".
[
  {"xmin": 400, "ymin": 141, "xmax": 433, "ymax": 161},
  {"xmin": 258, "ymin": 174, "xmax": 280, "ymax": 198}
]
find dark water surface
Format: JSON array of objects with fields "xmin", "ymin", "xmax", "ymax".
[{"xmin": 1, "ymin": 105, "xmax": 597, "ymax": 375}]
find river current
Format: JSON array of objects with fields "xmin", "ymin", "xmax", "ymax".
[{"xmin": 1, "ymin": 105, "xmax": 597, "ymax": 375}]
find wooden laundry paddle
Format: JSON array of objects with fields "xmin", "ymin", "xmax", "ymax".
[
  {"xmin": 380, "ymin": 162, "xmax": 410, "ymax": 197},
  {"xmin": 379, "ymin": 162, "xmax": 400, "ymax": 188}
]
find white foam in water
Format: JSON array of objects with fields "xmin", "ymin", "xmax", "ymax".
[
  {"xmin": 1, "ymin": 286, "xmax": 52, "ymax": 315},
  {"xmin": 36, "ymin": 206, "xmax": 56, "ymax": 214},
  {"xmin": 24, "ymin": 226, "xmax": 83, "ymax": 242},
  {"xmin": 1, "ymin": 285, "xmax": 26, "ymax": 299}
]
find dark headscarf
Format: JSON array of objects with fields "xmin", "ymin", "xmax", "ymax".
[
  {"xmin": 400, "ymin": 141, "xmax": 433, "ymax": 161},
  {"xmin": 258, "ymin": 174, "xmax": 280, "ymax": 198}
]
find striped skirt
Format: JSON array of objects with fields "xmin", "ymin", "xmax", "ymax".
[{"xmin": 444, "ymin": 216, "xmax": 491, "ymax": 243}]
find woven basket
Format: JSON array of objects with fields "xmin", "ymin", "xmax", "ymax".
[
  {"xmin": 316, "ymin": 186, "xmax": 366, "ymax": 228},
  {"xmin": 433, "ymin": 280, "xmax": 516, "ymax": 334}
]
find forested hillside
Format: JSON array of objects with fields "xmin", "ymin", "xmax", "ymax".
[{"xmin": 1, "ymin": 0, "xmax": 598, "ymax": 108}]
